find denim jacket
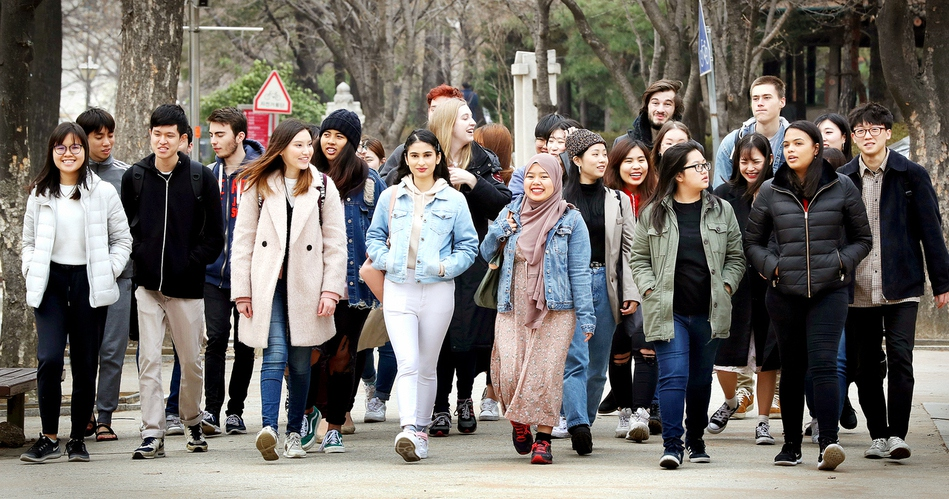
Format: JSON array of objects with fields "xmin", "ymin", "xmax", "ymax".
[
  {"xmin": 366, "ymin": 178, "xmax": 479, "ymax": 284},
  {"xmin": 479, "ymin": 197, "xmax": 596, "ymax": 334},
  {"xmin": 344, "ymin": 168, "xmax": 387, "ymax": 308}
]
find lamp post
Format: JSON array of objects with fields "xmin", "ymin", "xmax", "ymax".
[{"xmin": 78, "ymin": 55, "xmax": 100, "ymax": 109}]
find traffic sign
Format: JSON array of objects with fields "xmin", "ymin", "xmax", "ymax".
[
  {"xmin": 698, "ymin": 0, "xmax": 713, "ymax": 76},
  {"xmin": 253, "ymin": 70, "xmax": 293, "ymax": 114}
]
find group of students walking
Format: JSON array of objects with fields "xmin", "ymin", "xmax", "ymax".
[{"xmin": 18, "ymin": 76, "xmax": 949, "ymax": 472}]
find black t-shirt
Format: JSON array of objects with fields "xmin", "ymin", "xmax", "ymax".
[
  {"xmin": 673, "ymin": 199, "xmax": 711, "ymax": 315},
  {"xmin": 576, "ymin": 183, "xmax": 606, "ymax": 264}
]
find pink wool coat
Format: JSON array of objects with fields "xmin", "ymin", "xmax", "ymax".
[{"xmin": 230, "ymin": 167, "xmax": 347, "ymax": 348}]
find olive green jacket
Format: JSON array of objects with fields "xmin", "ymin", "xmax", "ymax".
[{"xmin": 630, "ymin": 192, "xmax": 746, "ymax": 343}]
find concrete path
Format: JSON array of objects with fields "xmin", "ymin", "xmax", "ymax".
[{"xmin": 2, "ymin": 348, "xmax": 948, "ymax": 497}]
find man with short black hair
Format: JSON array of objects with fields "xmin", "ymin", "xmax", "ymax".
[
  {"xmin": 122, "ymin": 104, "xmax": 224, "ymax": 459},
  {"xmin": 615, "ymin": 79, "xmax": 683, "ymax": 149},
  {"xmin": 76, "ymin": 108, "xmax": 131, "ymax": 442},
  {"xmin": 713, "ymin": 75, "xmax": 789, "ymax": 187},
  {"xmin": 839, "ymin": 102, "xmax": 949, "ymax": 462}
]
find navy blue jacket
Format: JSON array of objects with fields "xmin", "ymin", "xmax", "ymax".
[
  {"xmin": 342, "ymin": 167, "xmax": 386, "ymax": 308},
  {"xmin": 838, "ymin": 150, "xmax": 949, "ymax": 299},
  {"xmin": 205, "ymin": 139, "xmax": 265, "ymax": 289}
]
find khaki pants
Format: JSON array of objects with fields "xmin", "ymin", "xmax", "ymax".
[{"xmin": 136, "ymin": 288, "xmax": 205, "ymax": 438}]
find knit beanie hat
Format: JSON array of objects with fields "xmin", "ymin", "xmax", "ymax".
[
  {"xmin": 565, "ymin": 129, "xmax": 606, "ymax": 160},
  {"xmin": 320, "ymin": 109, "xmax": 362, "ymax": 147}
]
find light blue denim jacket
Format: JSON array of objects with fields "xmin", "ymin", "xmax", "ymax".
[
  {"xmin": 479, "ymin": 197, "xmax": 596, "ymax": 334},
  {"xmin": 366, "ymin": 179, "xmax": 478, "ymax": 283}
]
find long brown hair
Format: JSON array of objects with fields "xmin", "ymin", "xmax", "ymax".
[
  {"xmin": 605, "ymin": 136, "xmax": 656, "ymax": 199},
  {"xmin": 650, "ymin": 120, "xmax": 691, "ymax": 166},
  {"xmin": 238, "ymin": 119, "xmax": 313, "ymax": 198},
  {"xmin": 474, "ymin": 123, "xmax": 513, "ymax": 185}
]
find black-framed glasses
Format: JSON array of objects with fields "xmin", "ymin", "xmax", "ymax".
[
  {"xmin": 852, "ymin": 126, "xmax": 886, "ymax": 138},
  {"xmin": 53, "ymin": 144, "xmax": 83, "ymax": 155},
  {"xmin": 683, "ymin": 161, "xmax": 711, "ymax": 174}
]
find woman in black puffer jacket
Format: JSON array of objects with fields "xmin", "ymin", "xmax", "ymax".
[{"xmin": 745, "ymin": 121, "xmax": 871, "ymax": 472}]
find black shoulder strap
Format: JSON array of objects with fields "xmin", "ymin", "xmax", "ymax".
[
  {"xmin": 317, "ymin": 173, "xmax": 327, "ymax": 226},
  {"xmin": 132, "ymin": 164, "xmax": 145, "ymax": 202},
  {"xmin": 614, "ymin": 189, "xmax": 623, "ymax": 217},
  {"xmin": 190, "ymin": 162, "xmax": 203, "ymax": 202}
]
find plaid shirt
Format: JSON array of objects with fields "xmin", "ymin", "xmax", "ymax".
[{"xmin": 851, "ymin": 149, "xmax": 919, "ymax": 307}]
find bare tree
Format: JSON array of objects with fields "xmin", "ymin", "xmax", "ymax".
[
  {"xmin": 506, "ymin": 0, "xmax": 557, "ymax": 115},
  {"xmin": 877, "ymin": 0, "xmax": 949, "ymax": 333},
  {"xmin": 0, "ymin": 0, "xmax": 44, "ymax": 367},
  {"xmin": 113, "ymin": 0, "xmax": 186, "ymax": 162},
  {"xmin": 28, "ymin": 0, "xmax": 61, "ymax": 177}
]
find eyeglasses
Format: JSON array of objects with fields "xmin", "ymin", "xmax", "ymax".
[
  {"xmin": 53, "ymin": 144, "xmax": 83, "ymax": 155},
  {"xmin": 852, "ymin": 126, "xmax": 886, "ymax": 138},
  {"xmin": 683, "ymin": 161, "xmax": 711, "ymax": 174}
]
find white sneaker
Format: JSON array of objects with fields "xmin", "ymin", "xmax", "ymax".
[
  {"xmin": 551, "ymin": 416, "xmax": 569, "ymax": 439},
  {"xmin": 755, "ymin": 421, "xmax": 775, "ymax": 445},
  {"xmin": 255, "ymin": 426, "xmax": 279, "ymax": 461},
  {"xmin": 165, "ymin": 414, "xmax": 184, "ymax": 436},
  {"xmin": 818, "ymin": 442, "xmax": 846, "ymax": 471},
  {"xmin": 864, "ymin": 438, "xmax": 889, "ymax": 458},
  {"xmin": 318, "ymin": 429, "xmax": 345, "ymax": 453},
  {"xmin": 615, "ymin": 408, "xmax": 632, "ymax": 438},
  {"xmin": 364, "ymin": 397, "xmax": 387, "ymax": 423},
  {"xmin": 363, "ymin": 380, "xmax": 376, "ymax": 401},
  {"xmin": 886, "ymin": 436, "xmax": 911, "ymax": 460},
  {"xmin": 626, "ymin": 407, "xmax": 650, "ymax": 442},
  {"xmin": 479, "ymin": 398, "xmax": 500, "ymax": 421},
  {"xmin": 414, "ymin": 431, "xmax": 429, "ymax": 459},
  {"xmin": 803, "ymin": 418, "xmax": 819, "ymax": 444},
  {"xmin": 394, "ymin": 430, "xmax": 422, "ymax": 462},
  {"xmin": 283, "ymin": 432, "xmax": 307, "ymax": 458}
]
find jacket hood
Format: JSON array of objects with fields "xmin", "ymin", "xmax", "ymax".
[
  {"xmin": 211, "ymin": 139, "xmax": 265, "ymax": 174},
  {"xmin": 470, "ymin": 142, "xmax": 501, "ymax": 176}
]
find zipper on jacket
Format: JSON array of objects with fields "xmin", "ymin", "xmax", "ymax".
[
  {"xmin": 772, "ymin": 179, "xmax": 838, "ymax": 298},
  {"xmin": 158, "ymin": 171, "xmax": 173, "ymax": 291}
]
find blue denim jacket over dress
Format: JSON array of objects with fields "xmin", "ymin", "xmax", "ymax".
[
  {"xmin": 479, "ymin": 197, "xmax": 596, "ymax": 334},
  {"xmin": 366, "ymin": 179, "xmax": 479, "ymax": 284},
  {"xmin": 343, "ymin": 168, "xmax": 387, "ymax": 308}
]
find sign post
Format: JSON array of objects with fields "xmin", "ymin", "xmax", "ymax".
[{"xmin": 698, "ymin": 0, "xmax": 721, "ymax": 171}]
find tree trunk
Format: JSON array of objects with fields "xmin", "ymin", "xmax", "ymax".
[
  {"xmin": 113, "ymin": 0, "xmax": 185, "ymax": 163},
  {"xmin": 0, "ymin": 0, "xmax": 43, "ymax": 368},
  {"xmin": 877, "ymin": 0, "xmax": 949, "ymax": 336},
  {"xmin": 837, "ymin": 7, "xmax": 860, "ymax": 114},
  {"xmin": 28, "ymin": 0, "xmax": 60, "ymax": 178},
  {"xmin": 533, "ymin": 0, "xmax": 556, "ymax": 116}
]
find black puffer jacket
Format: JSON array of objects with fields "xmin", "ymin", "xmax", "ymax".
[{"xmin": 745, "ymin": 160, "xmax": 871, "ymax": 298}]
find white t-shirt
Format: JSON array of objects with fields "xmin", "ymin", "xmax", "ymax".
[{"xmin": 51, "ymin": 184, "xmax": 87, "ymax": 265}]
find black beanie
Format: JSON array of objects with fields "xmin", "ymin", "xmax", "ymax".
[{"xmin": 320, "ymin": 109, "xmax": 362, "ymax": 147}]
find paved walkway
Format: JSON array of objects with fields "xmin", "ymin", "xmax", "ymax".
[{"xmin": 2, "ymin": 348, "xmax": 948, "ymax": 497}]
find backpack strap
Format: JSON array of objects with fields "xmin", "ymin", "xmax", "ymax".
[
  {"xmin": 132, "ymin": 164, "xmax": 145, "ymax": 202},
  {"xmin": 317, "ymin": 173, "xmax": 327, "ymax": 226},
  {"xmin": 190, "ymin": 162, "xmax": 203, "ymax": 202}
]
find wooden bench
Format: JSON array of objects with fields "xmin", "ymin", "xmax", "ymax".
[{"xmin": 0, "ymin": 368, "xmax": 37, "ymax": 430}]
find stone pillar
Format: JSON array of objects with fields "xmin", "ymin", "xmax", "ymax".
[
  {"xmin": 323, "ymin": 82, "xmax": 366, "ymax": 124},
  {"xmin": 511, "ymin": 49, "xmax": 561, "ymax": 168}
]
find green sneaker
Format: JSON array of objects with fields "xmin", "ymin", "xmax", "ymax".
[{"xmin": 301, "ymin": 406, "xmax": 322, "ymax": 452}]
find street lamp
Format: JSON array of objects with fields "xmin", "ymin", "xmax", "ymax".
[{"xmin": 78, "ymin": 55, "xmax": 99, "ymax": 109}]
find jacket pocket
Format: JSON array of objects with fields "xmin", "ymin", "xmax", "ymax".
[
  {"xmin": 551, "ymin": 225, "xmax": 572, "ymax": 254},
  {"xmin": 430, "ymin": 209, "xmax": 454, "ymax": 235}
]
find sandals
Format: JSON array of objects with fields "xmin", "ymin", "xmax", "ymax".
[
  {"xmin": 84, "ymin": 415, "xmax": 96, "ymax": 438},
  {"xmin": 95, "ymin": 423, "xmax": 118, "ymax": 442}
]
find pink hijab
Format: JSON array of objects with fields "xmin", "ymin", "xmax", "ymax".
[{"xmin": 517, "ymin": 154, "xmax": 569, "ymax": 329}]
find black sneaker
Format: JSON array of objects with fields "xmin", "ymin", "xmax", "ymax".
[
  {"xmin": 659, "ymin": 449, "xmax": 683, "ymax": 469},
  {"xmin": 648, "ymin": 403, "xmax": 662, "ymax": 435},
  {"xmin": 456, "ymin": 398, "xmax": 477, "ymax": 434},
  {"xmin": 429, "ymin": 412, "xmax": 452, "ymax": 437},
  {"xmin": 132, "ymin": 437, "xmax": 165, "ymax": 459},
  {"xmin": 707, "ymin": 402, "xmax": 738, "ymax": 434},
  {"xmin": 569, "ymin": 424, "xmax": 593, "ymax": 456},
  {"xmin": 774, "ymin": 443, "xmax": 803, "ymax": 466},
  {"xmin": 687, "ymin": 439, "xmax": 710, "ymax": 463},
  {"xmin": 511, "ymin": 421, "xmax": 534, "ymax": 455},
  {"xmin": 818, "ymin": 439, "xmax": 846, "ymax": 471},
  {"xmin": 201, "ymin": 411, "xmax": 222, "ymax": 436},
  {"xmin": 840, "ymin": 396, "xmax": 858, "ymax": 430},
  {"xmin": 66, "ymin": 439, "xmax": 90, "ymax": 462},
  {"xmin": 597, "ymin": 390, "xmax": 617, "ymax": 415},
  {"xmin": 20, "ymin": 435, "xmax": 62, "ymax": 463},
  {"xmin": 186, "ymin": 424, "xmax": 208, "ymax": 452},
  {"xmin": 225, "ymin": 414, "xmax": 247, "ymax": 435}
]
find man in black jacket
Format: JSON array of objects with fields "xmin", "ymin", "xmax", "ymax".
[
  {"xmin": 122, "ymin": 104, "xmax": 225, "ymax": 459},
  {"xmin": 613, "ymin": 79, "xmax": 683, "ymax": 150},
  {"xmin": 840, "ymin": 103, "xmax": 949, "ymax": 462}
]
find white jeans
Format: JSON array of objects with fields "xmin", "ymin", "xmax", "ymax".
[{"xmin": 382, "ymin": 270, "xmax": 455, "ymax": 429}]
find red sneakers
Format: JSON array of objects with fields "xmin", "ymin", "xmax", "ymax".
[
  {"xmin": 530, "ymin": 440, "xmax": 553, "ymax": 464},
  {"xmin": 511, "ymin": 421, "xmax": 533, "ymax": 455}
]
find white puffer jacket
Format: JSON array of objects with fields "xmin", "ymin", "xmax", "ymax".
[{"xmin": 22, "ymin": 173, "xmax": 132, "ymax": 308}]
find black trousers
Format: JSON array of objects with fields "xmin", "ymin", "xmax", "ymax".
[
  {"xmin": 433, "ymin": 340, "xmax": 478, "ymax": 412},
  {"xmin": 609, "ymin": 329, "xmax": 658, "ymax": 410},
  {"xmin": 203, "ymin": 283, "xmax": 256, "ymax": 418},
  {"xmin": 767, "ymin": 286, "xmax": 848, "ymax": 447},
  {"xmin": 34, "ymin": 263, "xmax": 107, "ymax": 439},
  {"xmin": 307, "ymin": 302, "xmax": 370, "ymax": 425},
  {"xmin": 846, "ymin": 302, "xmax": 918, "ymax": 440}
]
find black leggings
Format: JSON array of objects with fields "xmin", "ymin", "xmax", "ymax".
[
  {"xmin": 433, "ymin": 340, "xmax": 478, "ymax": 413},
  {"xmin": 306, "ymin": 302, "xmax": 370, "ymax": 425},
  {"xmin": 609, "ymin": 330, "xmax": 658, "ymax": 410}
]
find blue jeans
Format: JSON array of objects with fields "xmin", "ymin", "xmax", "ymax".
[
  {"xmin": 562, "ymin": 267, "xmax": 614, "ymax": 428},
  {"xmin": 165, "ymin": 348, "xmax": 181, "ymax": 416},
  {"xmin": 653, "ymin": 313, "xmax": 720, "ymax": 453},
  {"xmin": 373, "ymin": 342, "xmax": 398, "ymax": 401},
  {"xmin": 260, "ymin": 282, "xmax": 311, "ymax": 435}
]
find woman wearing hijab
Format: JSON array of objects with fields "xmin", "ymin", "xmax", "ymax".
[{"xmin": 480, "ymin": 154, "xmax": 595, "ymax": 465}]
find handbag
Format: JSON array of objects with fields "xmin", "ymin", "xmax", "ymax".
[
  {"xmin": 474, "ymin": 239, "xmax": 507, "ymax": 309},
  {"xmin": 359, "ymin": 188, "xmax": 398, "ymax": 303}
]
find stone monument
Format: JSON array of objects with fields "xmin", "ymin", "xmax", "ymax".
[
  {"xmin": 323, "ymin": 82, "xmax": 366, "ymax": 124},
  {"xmin": 511, "ymin": 50, "xmax": 561, "ymax": 167}
]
